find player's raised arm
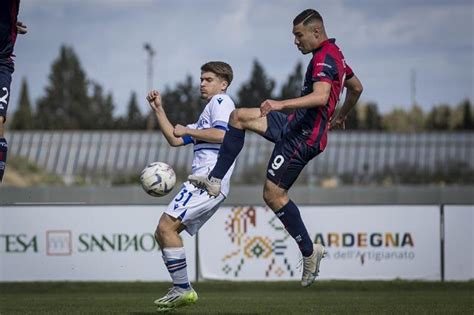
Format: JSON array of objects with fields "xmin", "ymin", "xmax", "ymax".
[
  {"xmin": 330, "ymin": 74, "xmax": 363, "ymax": 130},
  {"xmin": 147, "ymin": 90, "xmax": 184, "ymax": 147}
]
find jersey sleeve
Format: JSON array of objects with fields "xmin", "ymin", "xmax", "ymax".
[
  {"xmin": 345, "ymin": 62, "xmax": 354, "ymax": 80},
  {"xmin": 311, "ymin": 54, "xmax": 338, "ymax": 84},
  {"xmin": 186, "ymin": 122, "xmax": 198, "ymax": 130},
  {"xmin": 209, "ymin": 95, "xmax": 235, "ymax": 131}
]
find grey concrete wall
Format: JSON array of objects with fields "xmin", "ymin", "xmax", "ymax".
[{"xmin": 1, "ymin": 185, "xmax": 472, "ymax": 205}]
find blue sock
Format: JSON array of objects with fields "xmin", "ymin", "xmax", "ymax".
[
  {"xmin": 209, "ymin": 125, "xmax": 245, "ymax": 179},
  {"xmin": 275, "ymin": 200, "xmax": 314, "ymax": 257},
  {"xmin": 0, "ymin": 138, "xmax": 7, "ymax": 182}
]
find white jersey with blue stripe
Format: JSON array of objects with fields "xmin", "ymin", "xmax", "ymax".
[{"xmin": 185, "ymin": 94, "xmax": 235, "ymax": 197}]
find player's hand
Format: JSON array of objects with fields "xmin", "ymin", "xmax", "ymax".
[
  {"xmin": 16, "ymin": 21, "xmax": 27, "ymax": 35},
  {"xmin": 146, "ymin": 90, "xmax": 162, "ymax": 112},
  {"xmin": 329, "ymin": 115, "xmax": 346, "ymax": 130},
  {"xmin": 173, "ymin": 124, "xmax": 188, "ymax": 137},
  {"xmin": 260, "ymin": 99, "xmax": 283, "ymax": 117}
]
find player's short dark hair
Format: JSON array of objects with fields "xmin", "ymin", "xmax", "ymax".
[
  {"xmin": 201, "ymin": 61, "xmax": 233, "ymax": 87},
  {"xmin": 293, "ymin": 9, "xmax": 323, "ymax": 26}
]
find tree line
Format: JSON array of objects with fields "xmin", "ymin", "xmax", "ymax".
[{"xmin": 10, "ymin": 45, "xmax": 473, "ymax": 131}]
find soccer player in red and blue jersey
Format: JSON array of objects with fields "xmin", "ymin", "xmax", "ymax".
[
  {"xmin": 0, "ymin": 0, "xmax": 27, "ymax": 182},
  {"xmin": 190, "ymin": 9, "xmax": 363, "ymax": 286}
]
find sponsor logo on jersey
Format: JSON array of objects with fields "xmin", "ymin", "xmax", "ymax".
[
  {"xmin": 198, "ymin": 118, "xmax": 209, "ymax": 128},
  {"xmin": 316, "ymin": 62, "xmax": 332, "ymax": 68}
]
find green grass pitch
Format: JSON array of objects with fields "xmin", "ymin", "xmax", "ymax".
[{"xmin": 0, "ymin": 281, "xmax": 472, "ymax": 314}]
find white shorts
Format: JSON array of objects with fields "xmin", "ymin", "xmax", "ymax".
[{"xmin": 165, "ymin": 181, "xmax": 225, "ymax": 236}]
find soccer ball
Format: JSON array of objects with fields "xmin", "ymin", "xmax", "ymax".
[{"xmin": 140, "ymin": 162, "xmax": 176, "ymax": 197}]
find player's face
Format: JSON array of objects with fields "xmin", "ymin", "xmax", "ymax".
[
  {"xmin": 293, "ymin": 23, "xmax": 318, "ymax": 54},
  {"xmin": 200, "ymin": 71, "xmax": 227, "ymax": 100}
]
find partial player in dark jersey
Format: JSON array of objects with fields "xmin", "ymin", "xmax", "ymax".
[
  {"xmin": 0, "ymin": 0, "xmax": 27, "ymax": 182},
  {"xmin": 189, "ymin": 9, "xmax": 363, "ymax": 286}
]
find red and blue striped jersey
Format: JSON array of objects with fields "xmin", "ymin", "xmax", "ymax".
[
  {"xmin": 0, "ymin": 0, "xmax": 20, "ymax": 60},
  {"xmin": 288, "ymin": 38, "xmax": 353, "ymax": 151}
]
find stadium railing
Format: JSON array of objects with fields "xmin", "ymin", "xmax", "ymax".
[{"xmin": 7, "ymin": 131, "xmax": 474, "ymax": 185}]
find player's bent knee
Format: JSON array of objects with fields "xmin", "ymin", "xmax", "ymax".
[
  {"xmin": 157, "ymin": 218, "xmax": 180, "ymax": 240},
  {"xmin": 154, "ymin": 227, "xmax": 162, "ymax": 243},
  {"xmin": 229, "ymin": 109, "xmax": 241, "ymax": 125},
  {"xmin": 155, "ymin": 226, "xmax": 172, "ymax": 248},
  {"xmin": 230, "ymin": 108, "xmax": 253, "ymax": 125},
  {"xmin": 157, "ymin": 223, "xmax": 169, "ymax": 237},
  {"xmin": 263, "ymin": 182, "xmax": 288, "ymax": 210},
  {"xmin": 263, "ymin": 189, "xmax": 285, "ymax": 210}
]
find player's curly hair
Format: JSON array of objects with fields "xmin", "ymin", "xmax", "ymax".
[
  {"xmin": 293, "ymin": 9, "xmax": 323, "ymax": 26},
  {"xmin": 201, "ymin": 61, "xmax": 233, "ymax": 87}
]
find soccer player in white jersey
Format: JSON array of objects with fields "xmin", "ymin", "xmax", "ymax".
[{"xmin": 146, "ymin": 61, "xmax": 235, "ymax": 312}]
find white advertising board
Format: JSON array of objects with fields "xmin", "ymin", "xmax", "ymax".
[
  {"xmin": 199, "ymin": 206, "xmax": 440, "ymax": 280},
  {"xmin": 444, "ymin": 205, "xmax": 474, "ymax": 280},
  {"xmin": 0, "ymin": 205, "xmax": 196, "ymax": 281}
]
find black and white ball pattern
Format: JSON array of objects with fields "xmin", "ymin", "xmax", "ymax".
[{"xmin": 140, "ymin": 162, "xmax": 176, "ymax": 197}]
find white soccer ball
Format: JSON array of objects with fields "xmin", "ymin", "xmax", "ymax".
[{"xmin": 140, "ymin": 162, "xmax": 176, "ymax": 197}]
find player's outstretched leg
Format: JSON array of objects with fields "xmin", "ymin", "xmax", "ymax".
[
  {"xmin": 301, "ymin": 243, "xmax": 327, "ymax": 287},
  {"xmin": 209, "ymin": 125, "xmax": 245, "ymax": 178},
  {"xmin": 189, "ymin": 124, "xmax": 245, "ymax": 196}
]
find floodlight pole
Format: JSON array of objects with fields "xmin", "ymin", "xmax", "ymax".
[{"xmin": 144, "ymin": 43, "xmax": 156, "ymax": 131}]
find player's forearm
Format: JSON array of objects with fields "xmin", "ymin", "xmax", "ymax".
[
  {"xmin": 338, "ymin": 77, "xmax": 363, "ymax": 118},
  {"xmin": 185, "ymin": 128, "xmax": 225, "ymax": 143},
  {"xmin": 154, "ymin": 110, "xmax": 182, "ymax": 146},
  {"xmin": 337, "ymin": 75, "xmax": 363, "ymax": 118},
  {"xmin": 281, "ymin": 92, "xmax": 328, "ymax": 110},
  {"xmin": 281, "ymin": 81, "xmax": 331, "ymax": 110},
  {"xmin": 337, "ymin": 89, "xmax": 362, "ymax": 118}
]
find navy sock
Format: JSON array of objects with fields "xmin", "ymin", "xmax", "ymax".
[
  {"xmin": 0, "ymin": 138, "xmax": 7, "ymax": 182},
  {"xmin": 209, "ymin": 125, "xmax": 245, "ymax": 179},
  {"xmin": 275, "ymin": 200, "xmax": 314, "ymax": 257}
]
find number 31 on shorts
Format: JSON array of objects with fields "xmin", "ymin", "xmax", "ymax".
[
  {"xmin": 271, "ymin": 155, "xmax": 285, "ymax": 170},
  {"xmin": 174, "ymin": 188, "xmax": 193, "ymax": 207}
]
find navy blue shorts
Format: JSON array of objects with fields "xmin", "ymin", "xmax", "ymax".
[
  {"xmin": 0, "ymin": 61, "xmax": 14, "ymax": 119},
  {"xmin": 263, "ymin": 111, "xmax": 321, "ymax": 190}
]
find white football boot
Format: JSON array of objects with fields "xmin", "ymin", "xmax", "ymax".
[
  {"xmin": 188, "ymin": 174, "xmax": 221, "ymax": 197},
  {"xmin": 301, "ymin": 243, "xmax": 327, "ymax": 287},
  {"xmin": 154, "ymin": 286, "xmax": 198, "ymax": 312}
]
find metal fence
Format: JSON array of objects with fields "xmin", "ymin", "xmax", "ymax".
[{"xmin": 7, "ymin": 131, "xmax": 474, "ymax": 185}]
